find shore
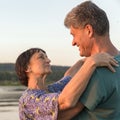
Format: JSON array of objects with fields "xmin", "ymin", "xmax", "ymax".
[{"xmin": 0, "ymin": 86, "xmax": 26, "ymax": 120}]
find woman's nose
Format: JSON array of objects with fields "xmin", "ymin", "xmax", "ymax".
[
  {"xmin": 72, "ymin": 40, "xmax": 76, "ymax": 46},
  {"xmin": 47, "ymin": 58, "xmax": 51, "ymax": 63}
]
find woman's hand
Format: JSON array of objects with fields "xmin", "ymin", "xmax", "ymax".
[{"xmin": 86, "ymin": 52, "xmax": 119, "ymax": 72}]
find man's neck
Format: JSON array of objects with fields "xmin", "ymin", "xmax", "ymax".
[{"xmin": 91, "ymin": 35, "xmax": 119, "ymax": 56}]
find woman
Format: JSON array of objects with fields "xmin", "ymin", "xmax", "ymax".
[{"xmin": 15, "ymin": 48, "xmax": 118, "ymax": 120}]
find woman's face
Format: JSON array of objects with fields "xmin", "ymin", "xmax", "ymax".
[{"xmin": 27, "ymin": 50, "xmax": 52, "ymax": 78}]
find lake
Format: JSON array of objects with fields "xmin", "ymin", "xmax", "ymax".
[{"xmin": 0, "ymin": 86, "xmax": 26, "ymax": 120}]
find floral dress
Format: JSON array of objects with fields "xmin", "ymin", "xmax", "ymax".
[{"xmin": 19, "ymin": 76, "xmax": 71, "ymax": 120}]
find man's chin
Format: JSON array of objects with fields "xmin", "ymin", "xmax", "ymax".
[{"xmin": 80, "ymin": 52, "xmax": 90, "ymax": 57}]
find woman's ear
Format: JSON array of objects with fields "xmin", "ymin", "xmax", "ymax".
[{"xmin": 26, "ymin": 65, "xmax": 31, "ymax": 72}]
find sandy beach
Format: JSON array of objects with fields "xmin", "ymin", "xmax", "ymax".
[{"xmin": 0, "ymin": 86, "xmax": 26, "ymax": 120}]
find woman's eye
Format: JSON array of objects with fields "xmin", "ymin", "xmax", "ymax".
[{"xmin": 39, "ymin": 56, "xmax": 44, "ymax": 59}]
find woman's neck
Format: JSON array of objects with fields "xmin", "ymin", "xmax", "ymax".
[{"xmin": 28, "ymin": 75, "xmax": 47, "ymax": 90}]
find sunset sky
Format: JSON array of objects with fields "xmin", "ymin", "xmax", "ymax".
[{"xmin": 0, "ymin": 0, "xmax": 120, "ymax": 66}]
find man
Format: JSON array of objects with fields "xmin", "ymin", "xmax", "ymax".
[{"xmin": 64, "ymin": 1, "xmax": 120, "ymax": 120}]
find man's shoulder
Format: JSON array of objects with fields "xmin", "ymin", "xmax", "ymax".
[{"xmin": 115, "ymin": 54, "xmax": 120, "ymax": 62}]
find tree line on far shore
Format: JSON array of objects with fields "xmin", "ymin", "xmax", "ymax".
[{"xmin": 0, "ymin": 63, "xmax": 69, "ymax": 86}]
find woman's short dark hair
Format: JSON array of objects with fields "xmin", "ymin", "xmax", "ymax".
[{"xmin": 15, "ymin": 48, "xmax": 46, "ymax": 86}]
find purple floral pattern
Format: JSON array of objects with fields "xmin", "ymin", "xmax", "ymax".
[{"xmin": 19, "ymin": 76, "xmax": 71, "ymax": 120}]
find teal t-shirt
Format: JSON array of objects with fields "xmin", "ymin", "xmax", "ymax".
[{"xmin": 72, "ymin": 55, "xmax": 120, "ymax": 120}]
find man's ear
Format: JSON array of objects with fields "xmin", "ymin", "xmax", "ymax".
[{"xmin": 85, "ymin": 24, "xmax": 93, "ymax": 38}]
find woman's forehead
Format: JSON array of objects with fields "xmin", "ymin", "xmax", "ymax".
[
  {"xmin": 39, "ymin": 50, "xmax": 47, "ymax": 55},
  {"xmin": 33, "ymin": 50, "xmax": 47, "ymax": 57}
]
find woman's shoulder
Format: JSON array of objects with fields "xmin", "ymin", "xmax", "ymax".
[
  {"xmin": 19, "ymin": 88, "xmax": 59, "ymax": 102},
  {"xmin": 19, "ymin": 89, "xmax": 46, "ymax": 102}
]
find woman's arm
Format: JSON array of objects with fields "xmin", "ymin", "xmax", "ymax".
[
  {"xmin": 58, "ymin": 102, "xmax": 84, "ymax": 120},
  {"xmin": 47, "ymin": 76, "xmax": 71, "ymax": 93},
  {"xmin": 58, "ymin": 53, "xmax": 118, "ymax": 110},
  {"xmin": 47, "ymin": 59, "xmax": 84, "ymax": 93},
  {"xmin": 64, "ymin": 59, "xmax": 84, "ymax": 77}
]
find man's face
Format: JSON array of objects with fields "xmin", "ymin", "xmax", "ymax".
[{"xmin": 70, "ymin": 25, "xmax": 93, "ymax": 57}]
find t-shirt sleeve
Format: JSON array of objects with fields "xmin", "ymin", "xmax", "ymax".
[
  {"xmin": 79, "ymin": 69, "xmax": 106, "ymax": 110},
  {"xmin": 19, "ymin": 92, "xmax": 59, "ymax": 120},
  {"xmin": 47, "ymin": 76, "xmax": 71, "ymax": 93}
]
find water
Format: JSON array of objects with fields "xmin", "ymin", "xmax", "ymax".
[
  {"xmin": 0, "ymin": 86, "xmax": 25, "ymax": 120},
  {"xmin": 0, "ymin": 105, "xmax": 19, "ymax": 120}
]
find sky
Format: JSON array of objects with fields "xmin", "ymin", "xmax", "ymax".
[{"xmin": 0, "ymin": 0, "xmax": 120, "ymax": 66}]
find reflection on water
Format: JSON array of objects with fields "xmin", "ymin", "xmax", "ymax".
[
  {"xmin": 0, "ymin": 105, "xmax": 19, "ymax": 120},
  {"xmin": 0, "ymin": 86, "xmax": 26, "ymax": 120}
]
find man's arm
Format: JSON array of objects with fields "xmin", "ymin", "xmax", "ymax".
[{"xmin": 58, "ymin": 102, "xmax": 84, "ymax": 120}]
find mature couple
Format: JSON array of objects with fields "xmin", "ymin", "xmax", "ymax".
[{"xmin": 15, "ymin": 1, "xmax": 120, "ymax": 120}]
